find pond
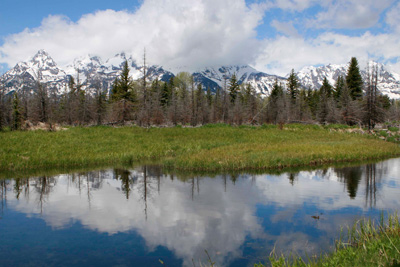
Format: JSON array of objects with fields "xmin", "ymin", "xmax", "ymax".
[{"xmin": 1, "ymin": 158, "xmax": 400, "ymax": 266}]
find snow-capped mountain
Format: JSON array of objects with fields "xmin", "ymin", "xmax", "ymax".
[
  {"xmin": 1, "ymin": 50, "xmax": 400, "ymax": 99},
  {"xmin": 0, "ymin": 50, "xmax": 285, "ymax": 97},
  {"xmin": 0, "ymin": 50, "xmax": 174, "ymax": 95},
  {"xmin": 1, "ymin": 50, "xmax": 68, "ymax": 95},
  {"xmin": 297, "ymin": 62, "xmax": 400, "ymax": 99},
  {"xmin": 193, "ymin": 65, "xmax": 286, "ymax": 95}
]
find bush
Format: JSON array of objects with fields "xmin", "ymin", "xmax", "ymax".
[{"xmin": 388, "ymin": 127, "xmax": 399, "ymax": 132}]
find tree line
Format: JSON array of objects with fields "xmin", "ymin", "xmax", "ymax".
[{"xmin": 1, "ymin": 57, "xmax": 399, "ymax": 131}]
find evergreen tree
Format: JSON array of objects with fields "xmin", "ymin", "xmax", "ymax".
[
  {"xmin": 68, "ymin": 76, "xmax": 76, "ymax": 93},
  {"xmin": 95, "ymin": 86, "xmax": 106, "ymax": 125},
  {"xmin": 12, "ymin": 93, "xmax": 21, "ymax": 131},
  {"xmin": 287, "ymin": 69, "xmax": 299, "ymax": 101},
  {"xmin": 334, "ymin": 75, "xmax": 345, "ymax": 103},
  {"xmin": 0, "ymin": 89, "xmax": 3, "ymax": 131},
  {"xmin": 36, "ymin": 82, "xmax": 48, "ymax": 123},
  {"xmin": 318, "ymin": 77, "xmax": 338, "ymax": 124},
  {"xmin": 228, "ymin": 74, "xmax": 240, "ymax": 103},
  {"xmin": 206, "ymin": 86, "xmax": 212, "ymax": 106},
  {"xmin": 110, "ymin": 61, "xmax": 136, "ymax": 123},
  {"xmin": 111, "ymin": 61, "xmax": 136, "ymax": 103},
  {"xmin": 298, "ymin": 89, "xmax": 311, "ymax": 121},
  {"xmin": 346, "ymin": 57, "xmax": 363, "ymax": 100},
  {"xmin": 320, "ymin": 77, "xmax": 333, "ymax": 98},
  {"xmin": 268, "ymin": 78, "xmax": 286, "ymax": 124},
  {"xmin": 160, "ymin": 82, "xmax": 171, "ymax": 106},
  {"xmin": 340, "ymin": 83, "xmax": 359, "ymax": 125},
  {"xmin": 307, "ymin": 88, "xmax": 319, "ymax": 118}
]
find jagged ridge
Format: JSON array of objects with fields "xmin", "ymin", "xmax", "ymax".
[{"xmin": 1, "ymin": 50, "xmax": 400, "ymax": 99}]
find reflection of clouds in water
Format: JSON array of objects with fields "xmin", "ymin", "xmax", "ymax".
[
  {"xmin": 9, "ymin": 172, "xmax": 264, "ymax": 266},
  {"xmin": 4, "ymin": 158, "xmax": 400, "ymax": 266},
  {"xmin": 255, "ymin": 159, "xmax": 400, "ymax": 211}
]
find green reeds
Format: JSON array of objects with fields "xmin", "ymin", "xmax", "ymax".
[
  {"xmin": 0, "ymin": 124, "xmax": 399, "ymax": 174},
  {"xmin": 267, "ymin": 213, "xmax": 400, "ymax": 267}
]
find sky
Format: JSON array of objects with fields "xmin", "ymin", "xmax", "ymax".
[{"xmin": 0, "ymin": 0, "xmax": 399, "ymax": 76}]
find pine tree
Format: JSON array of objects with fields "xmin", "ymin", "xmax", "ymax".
[
  {"xmin": 206, "ymin": 86, "xmax": 212, "ymax": 106},
  {"xmin": 268, "ymin": 78, "xmax": 286, "ymax": 124},
  {"xmin": 287, "ymin": 69, "xmax": 299, "ymax": 101},
  {"xmin": 111, "ymin": 61, "xmax": 136, "ymax": 103},
  {"xmin": 320, "ymin": 77, "xmax": 333, "ymax": 98},
  {"xmin": 229, "ymin": 74, "xmax": 240, "ymax": 103},
  {"xmin": 160, "ymin": 82, "xmax": 171, "ymax": 106},
  {"xmin": 318, "ymin": 77, "xmax": 339, "ymax": 124},
  {"xmin": 340, "ymin": 83, "xmax": 359, "ymax": 125},
  {"xmin": 346, "ymin": 57, "xmax": 363, "ymax": 100},
  {"xmin": 12, "ymin": 93, "xmax": 21, "ymax": 131},
  {"xmin": 334, "ymin": 75, "xmax": 345, "ymax": 103},
  {"xmin": 0, "ymin": 89, "xmax": 3, "ymax": 131},
  {"xmin": 36, "ymin": 82, "xmax": 48, "ymax": 123},
  {"xmin": 95, "ymin": 86, "xmax": 106, "ymax": 125},
  {"xmin": 110, "ymin": 61, "xmax": 136, "ymax": 123}
]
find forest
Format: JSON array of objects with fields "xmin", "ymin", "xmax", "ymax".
[{"xmin": 1, "ymin": 57, "xmax": 399, "ymax": 131}]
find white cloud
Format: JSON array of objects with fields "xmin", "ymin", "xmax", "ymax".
[
  {"xmin": 267, "ymin": 0, "xmax": 322, "ymax": 12},
  {"xmin": 309, "ymin": 0, "xmax": 394, "ymax": 29},
  {"xmin": 386, "ymin": 2, "xmax": 400, "ymax": 33},
  {"xmin": 271, "ymin": 20, "xmax": 301, "ymax": 38},
  {"xmin": 0, "ymin": 0, "xmax": 399, "ymax": 78},
  {"xmin": 0, "ymin": 0, "xmax": 264, "ymax": 71},
  {"xmin": 254, "ymin": 31, "xmax": 400, "ymax": 76}
]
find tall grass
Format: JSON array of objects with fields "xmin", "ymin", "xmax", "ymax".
[
  {"xmin": 266, "ymin": 213, "xmax": 400, "ymax": 267},
  {"xmin": 0, "ymin": 124, "xmax": 399, "ymax": 174}
]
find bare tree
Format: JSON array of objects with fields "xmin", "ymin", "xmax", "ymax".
[{"xmin": 363, "ymin": 63, "xmax": 384, "ymax": 129}]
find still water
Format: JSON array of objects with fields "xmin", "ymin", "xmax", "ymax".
[{"xmin": 1, "ymin": 158, "xmax": 400, "ymax": 266}]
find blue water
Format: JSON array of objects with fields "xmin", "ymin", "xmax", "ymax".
[{"xmin": 1, "ymin": 158, "xmax": 399, "ymax": 266}]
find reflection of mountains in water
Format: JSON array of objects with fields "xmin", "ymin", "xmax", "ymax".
[{"xmin": 1, "ymin": 158, "xmax": 399, "ymax": 266}]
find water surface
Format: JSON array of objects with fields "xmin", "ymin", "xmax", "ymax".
[{"xmin": 1, "ymin": 158, "xmax": 400, "ymax": 266}]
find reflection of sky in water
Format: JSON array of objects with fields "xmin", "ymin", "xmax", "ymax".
[{"xmin": 0, "ymin": 158, "xmax": 399, "ymax": 266}]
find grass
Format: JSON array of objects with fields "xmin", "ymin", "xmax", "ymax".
[
  {"xmin": 0, "ymin": 124, "xmax": 400, "ymax": 175},
  {"xmin": 264, "ymin": 213, "xmax": 400, "ymax": 267}
]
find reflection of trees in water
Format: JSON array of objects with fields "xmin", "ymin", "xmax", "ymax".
[
  {"xmin": 136, "ymin": 166, "xmax": 162, "ymax": 220},
  {"xmin": 32, "ymin": 176, "xmax": 56, "ymax": 214},
  {"xmin": 0, "ymin": 179, "xmax": 11, "ymax": 217},
  {"xmin": 113, "ymin": 166, "xmax": 162, "ymax": 220},
  {"xmin": 334, "ymin": 166, "xmax": 363, "ymax": 199},
  {"xmin": 364, "ymin": 164, "xmax": 382, "ymax": 208},
  {"xmin": 69, "ymin": 171, "xmax": 104, "ymax": 208},
  {"xmin": 113, "ymin": 169, "xmax": 138, "ymax": 200},
  {"xmin": 288, "ymin": 173, "xmax": 298, "ymax": 186},
  {"xmin": 190, "ymin": 177, "xmax": 200, "ymax": 200},
  {"xmin": 334, "ymin": 163, "xmax": 382, "ymax": 207},
  {"xmin": 13, "ymin": 178, "xmax": 30, "ymax": 200}
]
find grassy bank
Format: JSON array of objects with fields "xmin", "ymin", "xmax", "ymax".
[
  {"xmin": 265, "ymin": 213, "xmax": 400, "ymax": 267},
  {"xmin": 1, "ymin": 124, "xmax": 399, "ymax": 173}
]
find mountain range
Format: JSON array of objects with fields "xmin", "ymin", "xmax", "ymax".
[{"xmin": 1, "ymin": 50, "xmax": 400, "ymax": 99}]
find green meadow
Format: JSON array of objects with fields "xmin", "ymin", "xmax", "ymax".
[{"xmin": 1, "ymin": 124, "xmax": 399, "ymax": 174}]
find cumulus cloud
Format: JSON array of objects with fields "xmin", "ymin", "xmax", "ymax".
[
  {"xmin": 266, "ymin": 0, "xmax": 322, "ymax": 12},
  {"xmin": 254, "ymin": 31, "xmax": 400, "ymax": 75},
  {"xmin": 309, "ymin": 0, "xmax": 394, "ymax": 29},
  {"xmin": 0, "ymin": 0, "xmax": 399, "ymax": 77},
  {"xmin": 0, "ymin": 0, "xmax": 264, "ymax": 71},
  {"xmin": 386, "ymin": 1, "xmax": 400, "ymax": 33},
  {"xmin": 271, "ymin": 20, "xmax": 301, "ymax": 38}
]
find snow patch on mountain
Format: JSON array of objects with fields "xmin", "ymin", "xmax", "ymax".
[
  {"xmin": 1, "ymin": 50, "xmax": 400, "ymax": 99},
  {"xmin": 297, "ymin": 62, "xmax": 400, "ymax": 99}
]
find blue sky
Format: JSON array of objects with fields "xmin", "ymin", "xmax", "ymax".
[
  {"xmin": 1, "ymin": 0, "xmax": 399, "ymax": 75},
  {"xmin": 0, "ymin": 0, "xmax": 140, "ymax": 39}
]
